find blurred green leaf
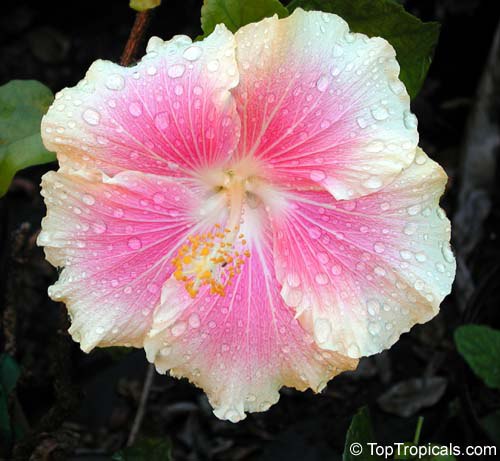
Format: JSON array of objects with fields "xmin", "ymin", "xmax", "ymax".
[
  {"xmin": 201, "ymin": 0, "xmax": 288, "ymax": 36},
  {"xmin": 343, "ymin": 407, "xmax": 381, "ymax": 461},
  {"xmin": 455, "ymin": 324, "xmax": 500, "ymax": 389},
  {"xmin": 287, "ymin": 0, "xmax": 440, "ymax": 99},
  {"xmin": 0, "ymin": 80, "xmax": 55, "ymax": 197},
  {"xmin": 129, "ymin": 0, "xmax": 161, "ymax": 12},
  {"xmin": 0, "ymin": 354, "xmax": 21, "ymax": 447},
  {"xmin": 112, "ymin": 437, "xmax": 172, "ymax": 461}
]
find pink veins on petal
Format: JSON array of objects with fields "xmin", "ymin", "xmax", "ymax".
[{"xmin": 38, "ymin": 9, "xmax": 455, "ymax": 421}]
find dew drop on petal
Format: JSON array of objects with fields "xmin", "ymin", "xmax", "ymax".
[
  {"xmin": 310, "ymin": 170, "xmax": 326, "ymax": 181},
  {"xmin": 127, "ymin": 237, "xmax": 142, "ymax": 250},
  {"xmin": 403, "ymin": 111, "xmax": 418, "ymax": 129},
  {"xmin": 188, "ymin": 313, "xmax": 201, "ymax": 329},
  {"xmin": 183, "ymin": 45, "xmax": 202, "ymax": 61},
  {"xmin": 82, "ymin": 108, "xmax": 100, "ymax": 126},
  {"xmin": 207, "ymin": 60, "xmax": 219, "ymax": 72},
  {"xmin": 371, "ymin": 105, "xmax": 389, "ymax": 121},
  {"xmin": 82, "ymin": 194, "xmax": 95, "ymax": 205},
  {"xmin": 167, "ymin": 64, "xmax": 185, "ymax": 78},
  {"xmin": 314, "ymin": 318, "xmax": 332, "ymax": 344},
  {"xmin": 373, "ymin": 242, "xmax": 385, "ymax": 254},
  {"xmin": 129, "ymin": 102, "xmax": 142, "ymax": 117},
  {"xmin": 105, "ymin": 74, "xmax": 125, "ymax": 91},
  {"xmin": 316, "ymin": 75, "xmax": 329, "ymax": 92}
]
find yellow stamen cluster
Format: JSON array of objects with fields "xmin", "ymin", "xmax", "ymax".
[{"xmin": 172, "ymin": 224, "xmax": 251, "ymax": 298}]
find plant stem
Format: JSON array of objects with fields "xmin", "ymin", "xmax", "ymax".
[
  {"xmin": 120, "ymin": 10, "xmax": 153, "ymax": 66},
  {"xmin": 413, "ymin": 416, "xmax": 424, "ymax": 445}
]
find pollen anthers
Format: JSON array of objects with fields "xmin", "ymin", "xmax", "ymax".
[{"xmin": 172, "ymin": 224, "xmax": 251, "ymax": 298}]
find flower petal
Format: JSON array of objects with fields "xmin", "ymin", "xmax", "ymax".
[
  {"xmin": 41, "ymin": 26, "xmax": 239, "ymax": 177},
  {"xmin": 38, "ymin": 169, "xmax": 225, "ymax": 352},
  {"xmin": 144, "ymin": 206, "xmax": 357, "ymax": 422},
  {"xmin": 272, "ymin": 149, "xmax": 455, "ymax": 358},
  {"xmin": 233, "ymin": 9, "xmax": 417, "ymax": 200}
]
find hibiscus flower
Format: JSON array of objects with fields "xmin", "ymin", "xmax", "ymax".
[{"xmin": 38, "ymin": 9, "xmax": 455, "ymax": 421}]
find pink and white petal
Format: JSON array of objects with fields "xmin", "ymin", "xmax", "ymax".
[
  {"xmin": 233, "ymin": 9, "xmax": 417, "ymax": 200},
  {"xmin": 144, "ymin": 207, "xmax": 357, "ymax": 422},
  {"xmin": 38, "ymin": 169, "xmax": 226, "ymax": 352},
  {"xmin": 272, "ymin": 149, "xmax": 455, "ymax": 358},
  {"xmin": 41, "ymin": 25, "xmax": 239, "ymax": 177}
]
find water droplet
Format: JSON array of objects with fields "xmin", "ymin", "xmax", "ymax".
[
  {"xmin": 367, "ymin": 299, "xmax": 380, "ymax": 316},
  {"xmin": 287, "ymin": 272, "xmax": 301, "ymax": 288},
  {"xmin": 82, "ymin": 194, "xmax": 95, "ymax": 205},
  {"xmin": 114, "ymin": 208, "xmax": 124, "ymax": 218},
  {"xmin": 415, "ymin": 252, "xmax": 427, "ymax": 262},
  {"xmin": 154, "ymin": 112, "xmax": 170, "ymax": 130},
  {"xmin": 160, "ymin": 346, "xmax": 171, "ymax": 356},
  {"xmin": 171, "ymin": 322, "xmax": 187, "ymax": 337},
  {"xmin": 403, "ymin": 223, "xmax": 417, "ymax": 235},
  {"xmin": 415, "ymin": 150, "xmax": 427, "ymax": 165},
  {"xmin": 174, "ymin": 84, "xmax": 183, "ymax": 95},
  {"xmin": 441, "ymin": 244, "xmax": 454, "ymax": 263},
  {"xmin": 357, "ymin": 117, "xmax": 368, "ymax": 129},
  {"xmin": 310, "ymin": 170, "xmax": 326, "ymax": 181},
  {"xmin": 147, "ymin": 283, "xmax": 158, "ymax": 293},
  {"xmin": 363, "ymin": 176, "xmax": 382, "ymax": 189},
  {"xmin": 314, "ymin": 318, "xmax": 332, "ymax": 344},
  {"xmin": 127, "ymin": 237, "xmax": 142, "ymax": 250},
  {"xmin": 82, "ymin": 108, "xmax": 100, "ymax": 126},
  {"xmin": 183, "ymin": 45, "xmax": 202, "ymax": 61},
  {"xmin": 407, "ymin": 204, "xmax": 421, "ymax": 216},
  {"xmin": 167, "ymin": 64, "xmax": 185, "ymax": 78},
  {"xmin": 129, "ymin": 102, "xmax": 142, "ymax": 117},
  {"xmin": 188, "ymin": 313, "xmax": 200, "ymax": 329},
  {"xmin": 315, "ymin": 273, "xmax": 329, "ymax": 285},
  {"xmin": 207, "ymin": 60, "xmax": 219, "ymax": 72},
  {"xmin": 146, "ymin": 65, "xmax": 157, "ymax": 76},
  {"xmin": 403, "ymin": 111, "xmax": 417, "ymax": 129},
  {"xmin": 347, "ymin": 344, "xmax": 360, "ymax": 358},
  {"xmin": 400, "ymin": 250, "xmax": 412, "ymax": 260},
  {"xmin": 368, "ymin": 322, "xmax": 381, "ymax": 336},
  {"xmin": 371, "ymin": 105, "xmax": 389, "ymax": 121},
  {"xmin": 92, "ymin": 222, "xmax": 107, "ymax": 234},
  {"xmin": 308, "ymin": 227, "xmax": 321, "ymax": 239},
  {"xmin": 373, "ymin": 242, "xmax": 385, "ymax": 254},
  {"xmin": 331, "ymin": 264, "xmax": 342, "ymax": 275},
  {"xmin": 316, "ymin": 75, "xmax": 329, "ymax": 92},
  {"xmin": 105, "ymin": 74, "xmax": 125, "ymax": 90}
]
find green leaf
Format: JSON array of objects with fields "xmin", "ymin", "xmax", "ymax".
[
  {"xmin": 0, "ymin": 354, "xmax": 21, "ymax": 447},
  {"xmin": 343, "ymin": 407, "xmax": 382, "ymax": 461},
  {"xmin": 0, "ymin": 80, "xmax": 55, "ymax": 197},
  {"xmin": 455, "ymin": 325, "xmax": 500, "ymax": 389},
  {"xmin": 112, "ymin": 438, "xmax": 172, "ymax": 461},
  {"xmin": 129, "ymin": 0, "xmax": 161, "ymax": 12},
  {"xmin": 201, "ymin": 0, "xmax": 289, "ymax": 36},
  {"xmin": 287, "ymin": 0, "xmax": 440, "ymax": 99}
]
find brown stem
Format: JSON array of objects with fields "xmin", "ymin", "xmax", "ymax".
[{"xmin": 120, "ymin": 10, "xmax": 153, "ymax": 66}]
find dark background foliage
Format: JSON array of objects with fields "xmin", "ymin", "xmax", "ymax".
[{"xmin": 1, "ymin": 0, "xmax": 500, "ymax": 459}]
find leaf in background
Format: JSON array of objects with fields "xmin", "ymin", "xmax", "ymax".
[
  {"xmin": 343, "ymin": 407, "xmax": 382, "ymax": 461},
  {"xmin": 129, "ymin": 0, "xmax": 161, "ymax": 12},
  {"xmin": 112, "ymin": 438, "xmax": 172, "ymax": 461},
  {"xmin": 201, "ymin": 0, "xmax": 288, "ymax": 36},
  {"xmin": 0, "ymin": 354, "xmax": 21, "ymax": 447},
  {"xmin": 287, "ymin": 0, "xmax": 440, "ymax": 99},
  {"xmin": 377, "ymin": 377, "xmax": 447, "ymax": 418},
  {"xmin": 455, "ymin": 324, "xmax": 500, "ymax": 389},
  {"xmin": 0, "ymin": 80, "xmax": 55, "ymax": 197}
]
